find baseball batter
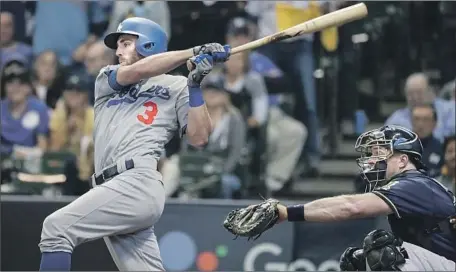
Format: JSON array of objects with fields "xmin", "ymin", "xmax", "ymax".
[{"xmin": 38, "ymin": 17, "xmax": 230, "ymax": 271}]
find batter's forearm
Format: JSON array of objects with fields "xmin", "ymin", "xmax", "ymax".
[
  {"xmin": 186, "ymin": 105, "xmax": 213, "ymax": 147},
  {"xmin": 117, "ymin": 49, "xmax": 193, "ymax": 86}
]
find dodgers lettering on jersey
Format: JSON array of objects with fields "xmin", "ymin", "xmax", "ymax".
[
  {"xmin": 93, "ymin": 65, "xmax": 189, "ymax": 173},
  {"xmin": 373, "ymin": 170, "xmax": 456, "ymax": 262}
]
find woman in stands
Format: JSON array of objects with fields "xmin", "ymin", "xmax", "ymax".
[
  {"xmin": 0, "ymin": 59, "xmax": 49, "ymax": 155},
  {"xmin": 32, "ymin": 50, "xmax": 66, "ymax": 109}
]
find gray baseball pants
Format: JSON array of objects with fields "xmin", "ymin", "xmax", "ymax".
[{"xmin": 39, "ymin": 159, "xmax": 166, "ymax": 271}]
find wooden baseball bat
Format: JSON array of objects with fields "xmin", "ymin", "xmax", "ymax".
[
  {"xmin": 187, "ymin": 3, "xmax": 367, "ymax": 70},
  {"xmin": 231, "ymin": 3, "xmax": 368, "ymax": 55}
]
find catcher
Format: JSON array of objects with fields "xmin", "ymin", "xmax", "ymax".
[{"xmin": 224, "ymin": 125, "xmax": 456, "ymax": 271}]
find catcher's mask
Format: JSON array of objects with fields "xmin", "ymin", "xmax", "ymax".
[{"xmin": 355, "ymin": 125, "xmax": 425, "ymax": 191}]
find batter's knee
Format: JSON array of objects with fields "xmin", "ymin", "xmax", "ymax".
[{"xmin": 39, "ymin": 210, "xmax": 73, "ymax": 253}]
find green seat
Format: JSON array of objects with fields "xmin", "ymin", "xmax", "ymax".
[
  {"xmin": 178, "ymin": 150, "xmax": 224, "ymax": 198},
  {"xmin": 10, "ymin": 151, "xmax": 74, "ymax": 195},
  {"xmin": 41, "ymin": 151, "xmax": 73, "ymax": 175}
]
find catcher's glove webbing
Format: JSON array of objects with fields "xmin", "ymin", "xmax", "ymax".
[{"xmin": 223, "ymin": 199, "xmax": 280, "ymax": 240}]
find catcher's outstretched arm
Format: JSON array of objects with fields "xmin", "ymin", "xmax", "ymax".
[{"xmin": 284, "ymin": 193, "xmax": 392, "ymax": 222}]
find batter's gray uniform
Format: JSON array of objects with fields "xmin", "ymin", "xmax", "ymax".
[{"xmin": 39, "ymin": 65, "xmax": 190, "ymax": 271}]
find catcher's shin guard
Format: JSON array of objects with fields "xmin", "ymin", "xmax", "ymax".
[
  {"xmin": 363, "ymin": 229, "xmax": 407, "ymax": 271},
  {"xmin": 339, "ymin": 247, "xmax": 366, "ymax": 271}
]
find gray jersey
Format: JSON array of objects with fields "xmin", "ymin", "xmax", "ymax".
[{"xmin": 93, "ymin": 65, "xmax": 189, "ymax": 173}]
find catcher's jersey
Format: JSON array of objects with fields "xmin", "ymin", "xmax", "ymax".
[
  {"xmin": 373, "ymin": 170, "xmax": 456, "ymax": 262},
  {"xmin": 93, "ymin": 65, "xmax": 189, "ymax": 173}
]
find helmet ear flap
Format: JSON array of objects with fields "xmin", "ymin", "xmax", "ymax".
[
  {"xmin": 143, "ymin": 41, "xmax": 155, "ymax": 50},
  {"xmin": 135, "ymin": 38, "xmax": 156, "ymax": 57}
]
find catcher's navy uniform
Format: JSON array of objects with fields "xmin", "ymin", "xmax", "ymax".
[
  {"xmin": 342, "ymin": 125, "xmax": 455, "ymax": 270},
  {"xmin": 373, "ymin": 170, "xmax": 456, "ymax": 262},
  {"xmin": 224, "ymin": 126, "xmax": 456, "ymax": 270}
]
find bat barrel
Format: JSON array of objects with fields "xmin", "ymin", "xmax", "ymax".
[{"xmin": 231, "ymin": 3, "xmax": 368, "ymax": 55}]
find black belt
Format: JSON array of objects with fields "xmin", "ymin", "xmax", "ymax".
[{"xmin": 93, "ymin": 159, "xmax": 135, "ymax": 185}]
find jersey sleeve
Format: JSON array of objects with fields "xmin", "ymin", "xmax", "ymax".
[
  {"xmin": 373, "ymin": 178, "xmax": 434, "ymax": 219},
  {"xmin": 176, "ymin": 83, "xmax": 189, "ymax": 137},
  {"xmin": 94, "ymin": 65, "xmax": 129, "ymax": 101}
]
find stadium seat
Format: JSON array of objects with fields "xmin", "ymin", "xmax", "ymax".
[
  {"xmin": 178, "ymin": 149, "xmax": 224, "ymax": 198},
  {"xmin": 6, "ymin": 151, "xmax": 72, "ymax": 195}
]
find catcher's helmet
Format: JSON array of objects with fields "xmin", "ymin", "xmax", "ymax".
[
  {"xmin": 355, "ymin": 125, "xmax": 425, "ymax": 190},
  {"xmin": 104, "ymin": 17, "xmax": 168, "ymax": 57}
]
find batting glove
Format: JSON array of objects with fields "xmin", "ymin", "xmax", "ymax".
[
  {"xmin": 187, "ymin": 54, "xmax": 214, "ymax": 87},
  {"xmin": 192, "ymin": 43, "xmax": 231, "ymax": 62}
]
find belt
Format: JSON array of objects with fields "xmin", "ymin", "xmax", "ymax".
[{"xmin": 92, "ymin": 159, "xmax": 135, "ymax": 186}]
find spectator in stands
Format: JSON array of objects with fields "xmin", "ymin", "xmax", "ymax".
[
  {"xmin": 225, "ymin": 17, "xmax": 292, "ymax": 105},
  {"xmin": 87, "ymin": 1, "xmax": 113, "ymax": 38},
  {"xmin": 437, "ymin": 135, "xmax": 456, "ymax": 193},
  {"xmin": 0, "ymin": 12, "xmax": 33, "ymax": 69},
  {"xmin": 225, "ymin": 17, "xmax": 308, "ymax": 191},
  {"xmin": 411, "ymin": 104, "xmax": 444, "ymax": 177},
  {"xmin": 220, "ymin": 51, "xmax": 269, "ymax": 128},
  {"xmin": 71, "ymin": 34, "xmax": 99, "ymax": 68},
  {"xmin": 0, "ymin": 1, "xmax": 28, "ymax": 43},
  {"xmin": 386, "ymin": 73, "xmax": 455, "ymax": 142},
  {"xmin": 33, "ymin": 1, "xmax": 90, "ymax": 67},
  {"xmin": 209, "ymin": 50, "xmax": 269, "ymax": 194},
  {"xmin": 83, "ymin": 41, "xmax": 115, "ymax": 105},
  {"xmin": 32, "ymin": 50, "xmax": 66, "ymax": 109},
  {"xmin": 105, "ymin": 1, "xmax": 171, "ymax": 40},
  {"xmin": 71, "ymin": 2, "xmax": 113, "ymax": 68},
  {"xmin": 161, "ymin": 80, "xmax": 247, "ymax": 199},
  {"xmin": 196, "ymin": 80, "xmax": 246, "ymax": 198},
  {"xmin": 439, "ymin": 79, "xmax": 455, "ymax": 101},
  {"xmin": 48, "ymin": 74, "xmax": 94, "ymax": 196},
  {"xmin": 0, "ymin": 60, "xmax": 49, "ymax": 155},
  {"xmin": 245, "ymin": 1, "xmax": 323, "ymax": 175}
]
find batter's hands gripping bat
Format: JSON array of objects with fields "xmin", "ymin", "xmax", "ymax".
[{"xmin": 187, "ymin": 3, "xmax": 368, "ymax": 71}]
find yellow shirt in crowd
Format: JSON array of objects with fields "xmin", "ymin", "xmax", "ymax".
[
  {"xmin": 275, "ymin": 1, "xmax": 338, "ymax": 52},
  {"xmin": 49, "ymin": 100, "xmax": 94, "ymax": 181}
]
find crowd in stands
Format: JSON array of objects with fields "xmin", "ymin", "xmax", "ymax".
[{"xmin": 1, "ymin": 1, "xmax": 455, "ymax": 198}]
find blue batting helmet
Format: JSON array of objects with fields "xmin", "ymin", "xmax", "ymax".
[{"xmin": 104, "ymin": 17, "xmax": 168, "ymax": 57}]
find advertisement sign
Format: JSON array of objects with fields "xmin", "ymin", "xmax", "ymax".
[
  {"xmin": 293, "ymin": 219, "xmax": 378, "ymax": 271},
  {"xmin": 154, "ymin": 203, "xmax": 294, "ymax": 271},
  {"xmin": 1, "ymin": 197, "xmax": 379, "ymax": 271},
  {"xmin": 243, "ymin": 242, "xmax": 341, "ymax": 271},
  {"xmin": 1, "ymin": 197, "xmax": 294, "ymax": 271}
]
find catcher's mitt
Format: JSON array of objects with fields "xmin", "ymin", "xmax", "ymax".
[{"xmin": 223, "ymin": 198, "xmax": 280, "ymax": 240}]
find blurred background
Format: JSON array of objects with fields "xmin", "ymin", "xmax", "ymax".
[{"xmin": 1, "ymin": 1, "xmax": 455, "ymax": 271}]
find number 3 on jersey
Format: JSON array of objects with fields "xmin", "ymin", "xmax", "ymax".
[{"xmin": 137, "ymin": 101, "xmax": 158, "ymax": 125}]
